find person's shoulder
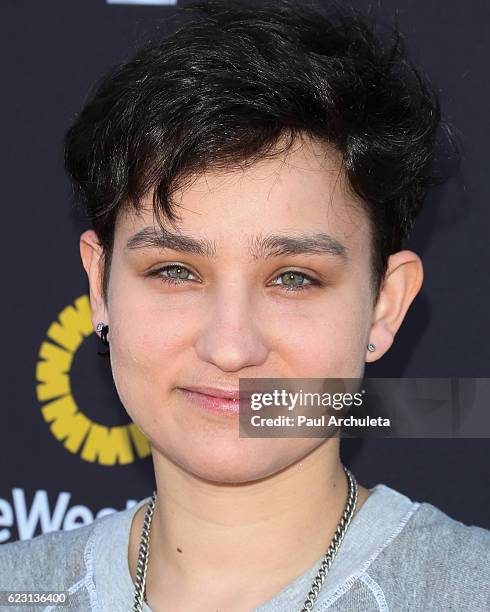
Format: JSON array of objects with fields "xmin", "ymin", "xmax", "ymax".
[
  {"xmin": 0, "ymin": 504, "xmax": 136, "ymax": 592},
  {"xmin": 401, "ymin": 495, "xmax": 490, "ymax": 560},
  {"xmin": 369, "ymin": 483, "xmax": 490, "ymax": 552},
  {"xmin": 367, "ymin": 485, "xmax": 490, "ymax": 610},
  {"xmin": 0, "ymin": 519, "xmax": 96, "ymax": 592}
]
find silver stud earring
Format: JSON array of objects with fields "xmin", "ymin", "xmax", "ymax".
[{"xmin": 367, "ymin": 342, "xmax": 376, "ymax": 352}]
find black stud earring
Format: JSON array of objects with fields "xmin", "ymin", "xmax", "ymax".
[{"xmin": 96, "ymin": 322, "xmax": 110, "ymax": 357}]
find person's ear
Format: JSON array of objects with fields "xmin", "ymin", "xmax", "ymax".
[
  {"xmin": 366, "ymin": 250, "xmax": 423, "ymax": 362},
  {"xmin": 79, "ymin": 229, "xmax": 108, "ymax": 330}
]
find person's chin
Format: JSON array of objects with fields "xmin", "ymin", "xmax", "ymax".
[
  {"xmin": 184, "ymin": 462, "xmax": 284, "ymax": 485},
  {"xmin": 173, "ymin": 443, "xmax": 290, "ymax": 484}
]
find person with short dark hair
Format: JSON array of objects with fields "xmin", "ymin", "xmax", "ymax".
[{"xmin": 1, "ymin": 1, "xmax": 489, "ymax": 610}]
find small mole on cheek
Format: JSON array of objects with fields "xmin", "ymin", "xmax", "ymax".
[{"xmin": 177, "ymin": 547, "xmax": 183, "ymax": 553}]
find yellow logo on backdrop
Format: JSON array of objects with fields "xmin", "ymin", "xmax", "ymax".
[{"xmin": 35, "ymin": 295, "xmax": 151, "ymax": 465}]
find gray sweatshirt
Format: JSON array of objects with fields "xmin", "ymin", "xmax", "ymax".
[{"xmin": 0, "ymin": 483, "xmax": 489, "ymax": 611}]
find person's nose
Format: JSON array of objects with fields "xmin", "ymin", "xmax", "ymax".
[{"xmin": 193, "ymin": 282, "xmax": 269, "ymax": 373}]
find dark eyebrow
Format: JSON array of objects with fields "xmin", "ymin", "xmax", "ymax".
[
  {"xmin": 125, "ymin": 226, "xmax": 348, "ymax": 261},
  {"xmin": 248, "ymin": 232, "xmax": 348, "ymax": 261},
  {"xmin": 125, "ymin": 226, "xmax": 216, "ymax": 257}
]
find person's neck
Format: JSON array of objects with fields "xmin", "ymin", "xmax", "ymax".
[{"xmin": 128, "ymin": 439, "xmax": 371, "ymax": 610}]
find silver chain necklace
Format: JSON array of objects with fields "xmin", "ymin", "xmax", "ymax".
[{"xmin": 132, "ymin": 464, "xmax": 358, "ymax": 612}]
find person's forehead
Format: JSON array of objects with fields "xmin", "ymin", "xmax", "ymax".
[
  {"xmin": 116, "ymin": 136, "xmax": 369, "ymax": 250},
  {"xmin": 172, "ymin": 136, "xmax": 351, "ymax": 204}
]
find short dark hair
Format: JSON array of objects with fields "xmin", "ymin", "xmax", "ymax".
[{"xmin": 64, "ymin": 0, "xmax": 458, "ymax": 305}]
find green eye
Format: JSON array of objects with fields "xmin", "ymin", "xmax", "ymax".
[
  {"xmin": 164, "ymin": 265, "xmax": 192, "ymax": 281},
  {"xmin": 271, "ymin": 271, "xmax": 319, "ymax": 292},
  {"xmin": 148, "ymin": 264, "xmax": 196, "ymax": 285}
]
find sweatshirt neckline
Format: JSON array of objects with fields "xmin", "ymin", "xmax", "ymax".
[{"xmin": 91, "ymin": 482, "xmax": 419, "ymax": 611}]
